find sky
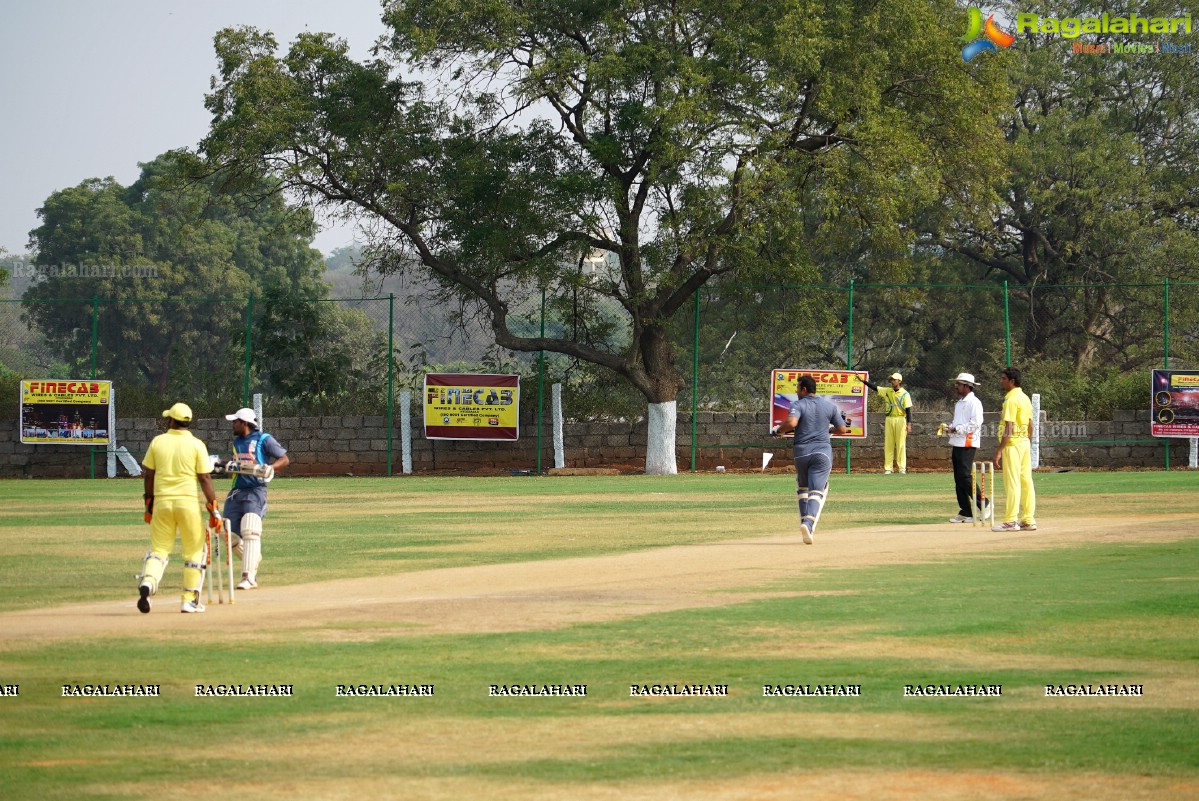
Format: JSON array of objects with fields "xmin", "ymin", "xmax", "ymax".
[{"xmin": 0, "ymin": 0, "xmax": 391, "ymax": 258}]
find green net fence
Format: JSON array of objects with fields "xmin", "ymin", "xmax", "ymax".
[{"xmin": 3, "ymin": 279, "xmax": 1197, "ymax": 472}]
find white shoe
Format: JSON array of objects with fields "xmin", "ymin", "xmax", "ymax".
[
  {"xmin": 884, "ymin": 470, "xmax": 892, "ymax": 475},
  {"xmin": 949, "ymin": 515, "xmax": 972, "ymax": 523},
  {"xmin": 181, "ymin": 599, "xmax": 206, "ymax": 613},
  {"xmin": 237, "ymin": 577, "xmax": 257, "ymax": 590},
  {"xmin": 899, "ymin": 470, "xmax": 906, "ymax": 474},
  {"xmin": 800, "ymin": 523, "xmax": 814, "ymax": 545},
  {"xmin": 991, "ymin": 521, "xmax": 1022, "ymax": 532}
]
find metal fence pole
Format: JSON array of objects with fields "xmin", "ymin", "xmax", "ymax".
[
  {"xmin": 387, "ymin": 292, "xmax": 395, "ymax": 477},
  {"xmin": 845, "ymin": 280, "xmax": 854, "ymax": 474},
  {"xmin": 1003, "ymin": 280, "xmax": 1011, "ymax": 366},
  {"xmin": 690, "ymin": 289, "xmax": 700, "ymax": 472},
  {"xmin": 1164, "ymin": 277, "xmax": 1170, "ymax": 471},
  {"xmin": 1163, "ymin": 276, "xmax": 1170, "ymax": 369},
  {"xmin": 242, "ymin": 293, "xmax": 254, "ymax": 406},
  {"xmin": 536, "ymin": 287, "xmax": 546, "ymax": 474},
  {"xmin": 90, "ymin": 295, "xmax": 99, "ymax": 479}
]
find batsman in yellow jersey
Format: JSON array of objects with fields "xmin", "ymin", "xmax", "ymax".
[
  {"xmin": 992, "ymin": 367, "xmax": 1037, "ymax": 532},
  {"xmin": 137, "ymin": 403, "xmax": 221, "ymax": 613},
  {"xmin": 858, "ymin": 372, "xmax": 913, "ymax": 474}
]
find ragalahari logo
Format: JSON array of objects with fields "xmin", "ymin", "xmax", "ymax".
[{"xmin": 962, "ymin": 7, "xmax": 1015, "ymax": 61}]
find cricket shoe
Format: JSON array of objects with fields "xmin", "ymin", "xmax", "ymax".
[
  {"xmin": 949, "ymin": 515, "xmax": 972, "ymax": 523},
  {"xmin": 180, "ymin": 599, "xmax": 206, "ymax": 614},
  {"xmin": 137, "ymin": 584, "xmax": 151, "ymax": 614},
  {"xmin": 1019, "ymin": 522, "xmax": 1038, "ymax": 531},
  {"xmin": 801, "ymin": 523, "xmax": 814, "ymax": 545},
  {"xmin": 991, "ymin": 521, "xmax": 1022, "ymax": 532},
  {"xmin": 237, "ymin": 577, "xmax": 258, "ymax": 590},
  {"xmin": 884, "ymin": 470, "xmax": 892, "ymax": 475}
]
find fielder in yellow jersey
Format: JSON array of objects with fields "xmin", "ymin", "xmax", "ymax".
[
  {"xmin": 859, "ymin": 372, "xmax": 912, "ymax": 473},
  {"xmin": 993, "ymin": 368, "xmax": 1036, "ymax": 532},
  {"xmin": 137, "ymin": 403, "xmax": 220, "ymax": 614}
]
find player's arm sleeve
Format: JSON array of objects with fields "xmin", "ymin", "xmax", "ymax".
[
  {"xmin": 969, "ymin": 399, "xmax": 984, "ymax": 432},
  {"xmin": 1000, "ymin": 396, "xmax": 1016, "ymax": 424},
  {"xmin": 195, "ymin": 443, "xmax": 213, "ymax": 474},
  {"xmin": 263, "ymin": 436, "xmax": 287, "ymax": 460},
  {"xmin": 141, "ymin": 440, "xmax": 158, "ymax": 472}
]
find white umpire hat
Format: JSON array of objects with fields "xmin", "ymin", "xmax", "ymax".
[
  {"xmin": 225, "ymin": 407, "xmax": 258, "ymax": 427},
  {"xmin": 952, "ymin": 372, "xmax": 980, "ymax": 387}
]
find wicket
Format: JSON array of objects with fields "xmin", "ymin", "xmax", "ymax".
[
  {"xmin": 971, "ymin": 461, "xmax": 995, "ymax": 527},
  {"xmin": 204, "ymin": 519, "xmax": 237, "ymax": 605}
]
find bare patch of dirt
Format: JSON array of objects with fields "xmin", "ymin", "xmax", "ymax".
[{"xmin": 2, "ymin": 514, "xmax": 1194, "ymax": 645}]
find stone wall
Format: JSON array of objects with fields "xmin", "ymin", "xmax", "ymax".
[{"xmin": 2, "ymin": 408, "xmax": 1193, "ymax": 478}]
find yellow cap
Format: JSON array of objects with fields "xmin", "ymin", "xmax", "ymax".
[{"xmin": 162, "ymin": 402, "xmax": 193, "ymax": 422}]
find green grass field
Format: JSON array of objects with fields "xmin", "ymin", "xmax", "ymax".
[{"xmin": 0, "ymin": 471, "xmax": 1196, "ymax": 800}]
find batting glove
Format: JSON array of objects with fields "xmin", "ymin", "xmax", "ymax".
[
  {"xmin": 143, "ymin": 494, "xmax": 153, "ymax": 524},
  {"xmin": 205, "ymin": 499, "xmax": 222, "ymax": 530}
]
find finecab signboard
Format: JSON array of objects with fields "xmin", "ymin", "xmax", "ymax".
[
  {"xmin": 20, "ymin": 380, "xmax": 111, "ymax": 445},
  {"xmin": 424, "ymin": 374, "xmax": 520, "ymax": 440}
]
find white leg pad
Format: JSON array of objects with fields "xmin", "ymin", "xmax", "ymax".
[
  {"xmin": 240, "ymin": 512, "xmax": 263, "ymax": 580},
  {"xmin": 139, "ymin": 552, "xmax": 169, "ymax": 594},
  {"xmin": 802, "ymin": 488, "xmax": 828, "ymax": 534},
  {"xmin": 226, "ymin": 519, "xmax": 243, "ymax": 556}
]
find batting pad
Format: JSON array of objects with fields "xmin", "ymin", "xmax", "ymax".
[
  {"xmin": 139, "ymin": 551, "xmax": 168, "ymax": 594},
  {"xmin": 240, "ymin": 512, "xmax": 263, "ymax": 578},
  {"xmin": 802, "ymin": 487, "xmax": 829, "ymax": 534}
]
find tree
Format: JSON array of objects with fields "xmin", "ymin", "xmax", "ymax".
[
  {"xmin": 22, "ymin": 151, "xmax": 357, "ymax": 406},
  {"xmin": 934, "ymin": 0, "xmax": 1199, "ymax": 372},
  {"xmin": 202, "ymin": 0, "xmax": 1006, "ymax": 472}
]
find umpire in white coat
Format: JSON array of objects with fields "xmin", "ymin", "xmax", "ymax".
[{"xmin": 944, "ymin": 373, "xmax": 986, "ymax": 523}]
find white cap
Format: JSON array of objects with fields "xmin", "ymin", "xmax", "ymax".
[
  {"xmin": 953, "ymin": 372, "xmax": 979, "ymax": 387},
  {"xmin": 889, "ymin": 372, "xmax": 903, "ymax": 381},
  {"xmin": 225, "ymin": 407, "xmax": 258, "ymax": 426}
]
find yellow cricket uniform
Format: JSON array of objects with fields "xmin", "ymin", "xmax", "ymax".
[
  {"xmin": 999, "ymin": 387, "xmax": 1035, "ymax": 525},
  {"xmin": 142, "ymin": 428, "xmax": 212, "ymax": 599},
  {"xmin": 876, "ymin": 386, "xmax": 912, "ymax": 472}
]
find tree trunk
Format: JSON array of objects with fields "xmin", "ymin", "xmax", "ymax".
[
  {"xmin": 638, "ymin": 325, "xmax": 683, "ymax": 475},
  {"xmin": 645, "ymin": 401, "xmax": 678, "ymax": 475}
]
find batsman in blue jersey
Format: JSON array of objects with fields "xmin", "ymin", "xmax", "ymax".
[
  {"xmin": 221, "ymin": 407, "xmax": 289, "ymax": 589},
  {"xmin": 772, "ymin": 375, "xmax": 850, "ymax": 544}
]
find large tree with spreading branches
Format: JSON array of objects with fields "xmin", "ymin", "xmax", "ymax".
[{"xmin": 202, "ymin": 0, "xmax": 1006, "ymax": 472}]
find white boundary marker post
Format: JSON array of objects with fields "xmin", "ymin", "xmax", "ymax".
[
  {"xmin": 552, "ymin": 382, "xmax": 565, "ymax": 469},
  {"xmin": 1190, "ymin": 437, "xmax": 1197, "ymax": 469},
  {"xmin": 1031, "ymin": 393, "xmax": 1041, "ymax": 469},
  {"xmin": 400, "ymin": 390, "xmax": 413, "ymax": 474},
  {"xmin": 105, "ymin": 386, "xmax": 142, "ymax": 476},
  {"xmin": 107, "ymin": 386, "xmax": 117, "ymax": 478}
]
